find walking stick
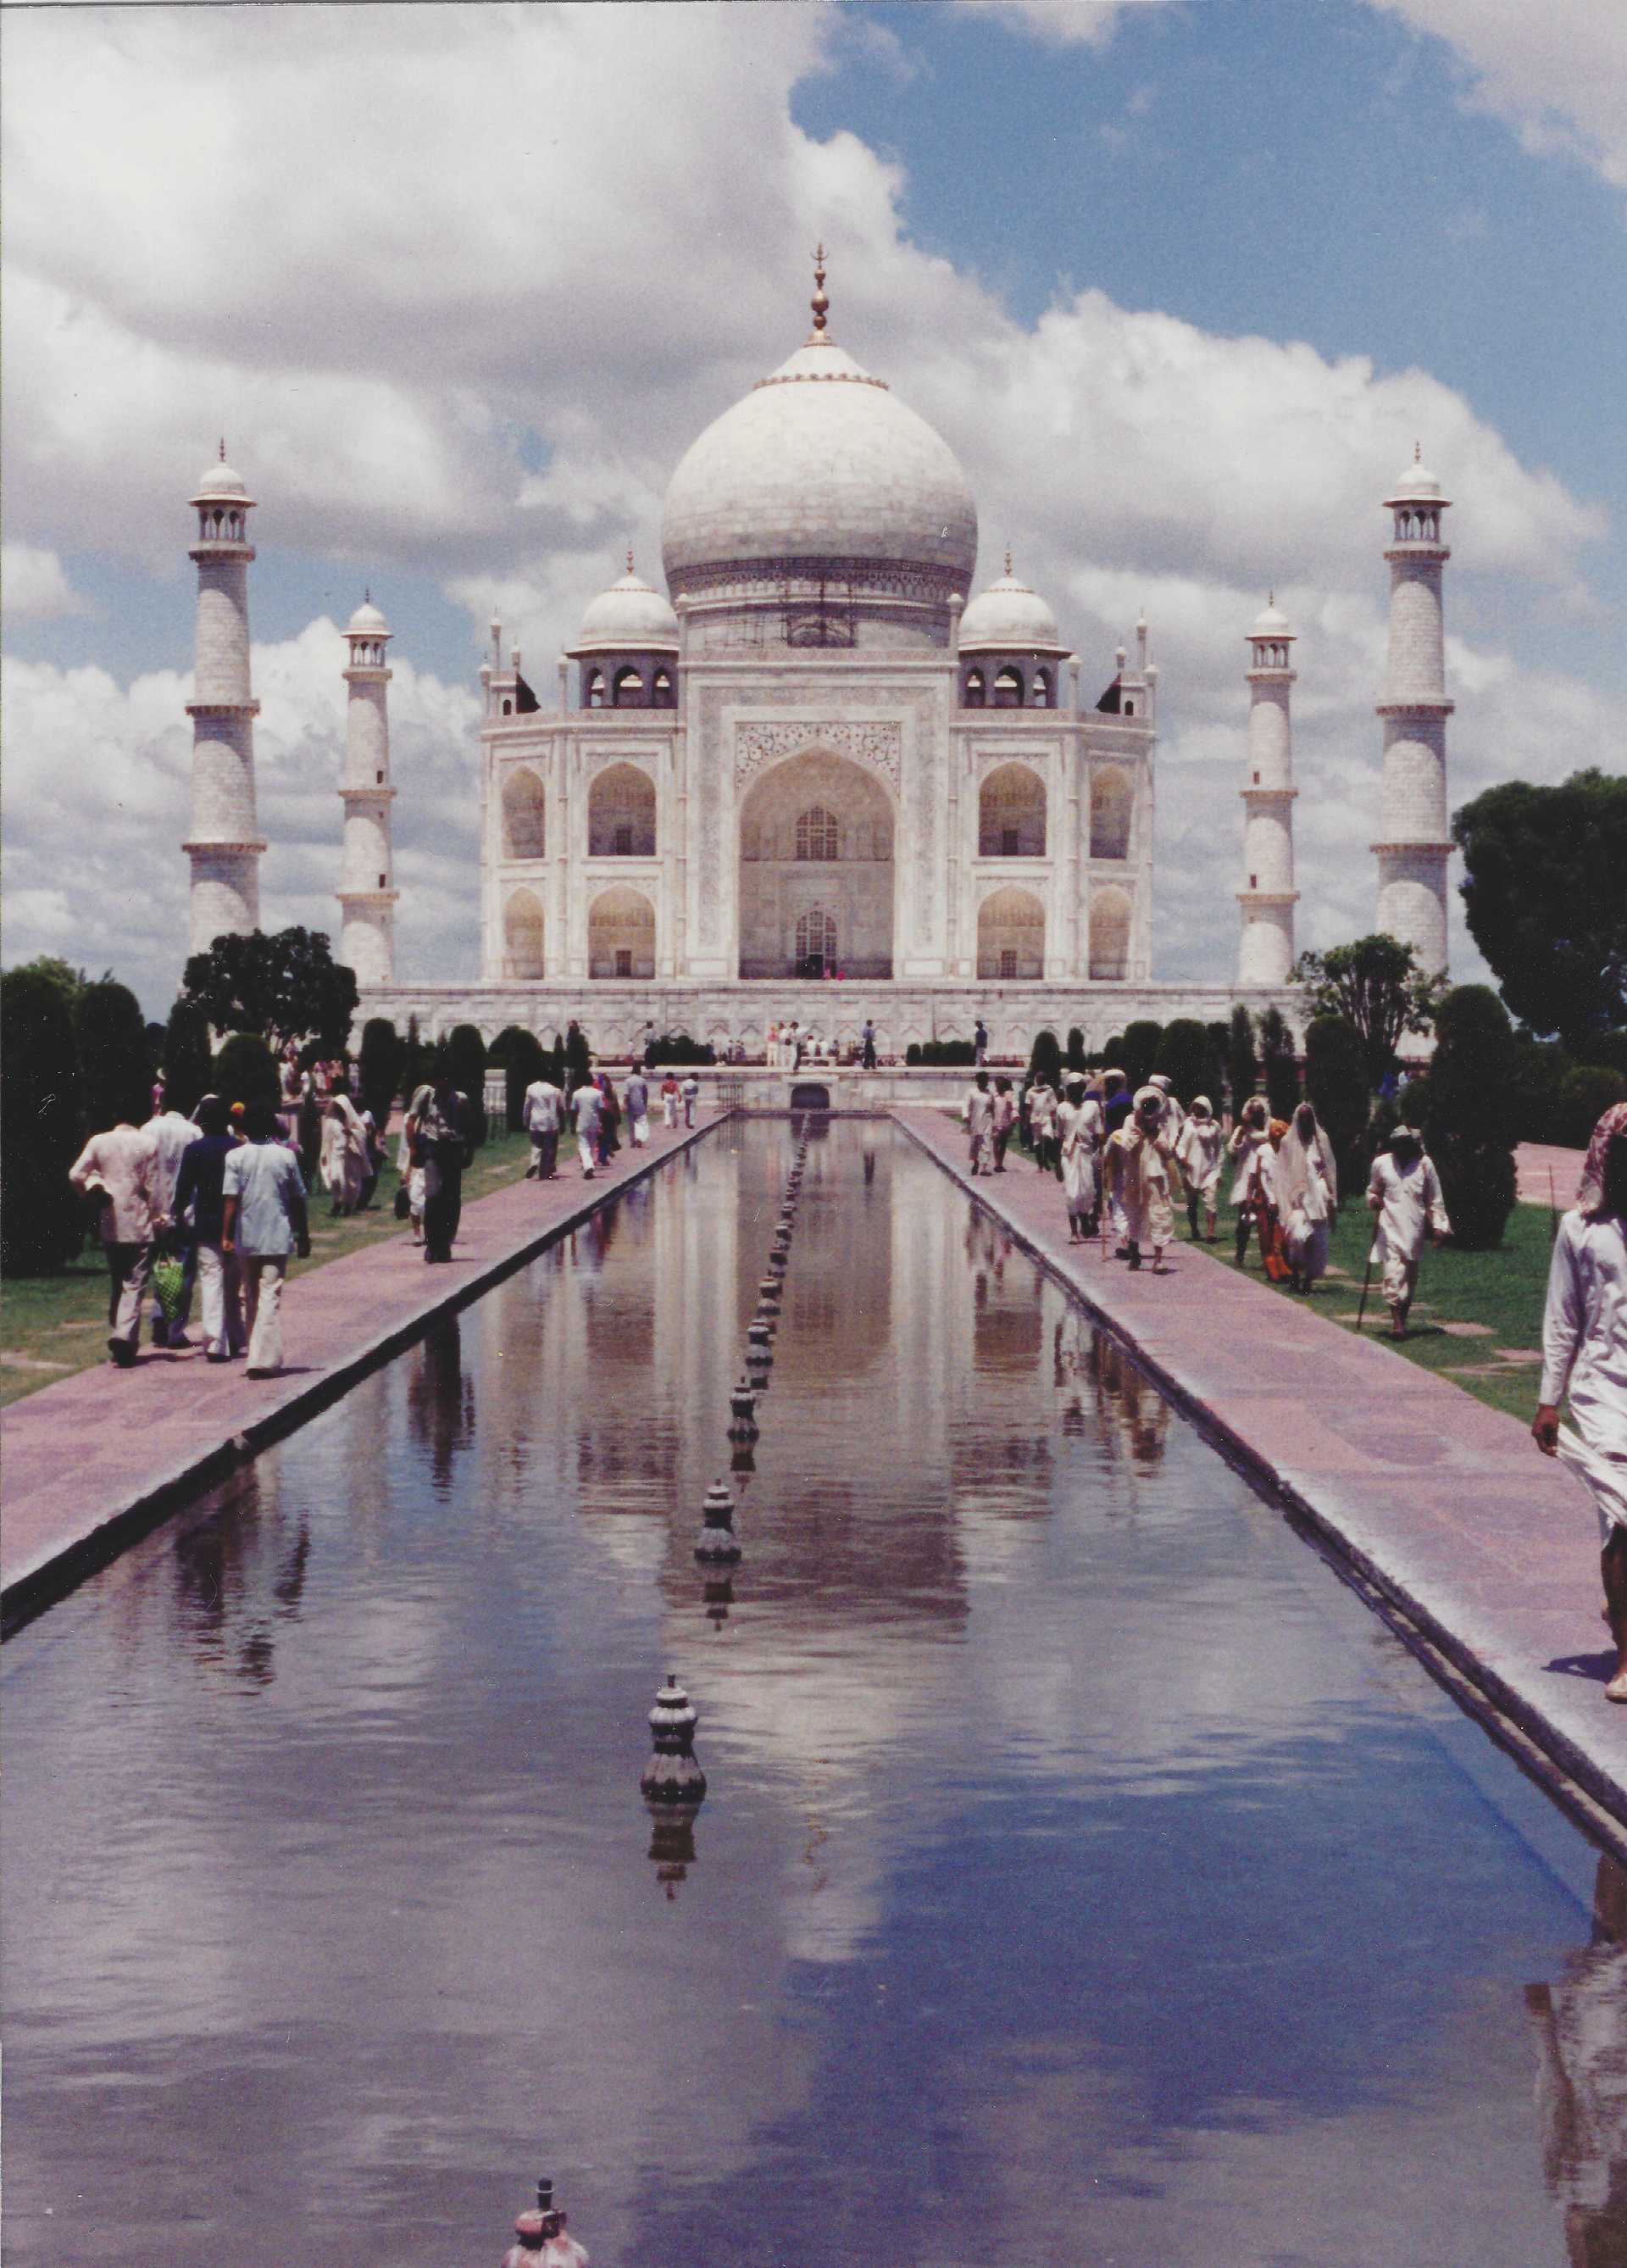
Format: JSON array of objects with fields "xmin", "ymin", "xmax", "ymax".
[{"xmin": 1355, "ymin": 1248, "xmax": 1375, "ymax": 1331}]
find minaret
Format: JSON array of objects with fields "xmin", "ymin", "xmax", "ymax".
[
  {"xmin": 1373, "ymin": 447, "xmax": 1452, "ymax": 972},
  {"xmin": 336, "ymin": 595, "xmax": 399, "ymax": 987},
  {"xmin": 183, "ymin": 444, "xmax": 265, "ymax": 953},
  {"xmin": 1236, "ymin": 596, "xmax": 1298, "ymax": 986}
]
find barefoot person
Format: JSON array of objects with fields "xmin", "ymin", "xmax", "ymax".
[
  {"xmin": 1533, "ymin": 1103, "xmax": 1627, "ymax": 1703},
  {"xmin": 1105, "ymin": 1085, "xmax": 1182, "ymax": 1272},
  {"xmin": 1365, "ymin": 1123, "xmax": 1450, "ymax": 1337}
]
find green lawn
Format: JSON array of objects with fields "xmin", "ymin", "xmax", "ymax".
[
  {"xmin": 1002, "ymin": 1118, "xmax": 1554, "ymax": 1425},
  {"xmin": 0, "ymin": 1129, "xmax": 533, "ymax": 1408}
]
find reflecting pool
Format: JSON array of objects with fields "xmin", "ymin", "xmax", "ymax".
[{"xmin": 4, "ymin": 1122, "xmax": 1624, "ymax": 2265}]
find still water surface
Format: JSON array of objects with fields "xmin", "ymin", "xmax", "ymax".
[{"xmin": 4, "ymin": 1123, "xmax": 1624, "ymax": 2265}]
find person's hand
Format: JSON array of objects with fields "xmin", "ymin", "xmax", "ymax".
[
  {"xmin": 220, "ymin": 1237, "xmax": 234, "ymax": 1255},
  {"xmin": 1532, "ymin": 1404, "xmax": 1562, "ymax": 1456}
]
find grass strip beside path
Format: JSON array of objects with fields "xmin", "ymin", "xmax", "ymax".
[{"xmin": 0, "ymin": 1131, "xmax": 534, "ymax": 1409}]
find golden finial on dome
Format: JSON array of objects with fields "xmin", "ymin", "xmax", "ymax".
[
  {"xmin": 219, "ymin": 436, "xmax": 226, "ymax": 461},
  {"xmin": 627, "ymin": 547, "xmax": 636, "ymax": 575},
  {"xmin": 1414, "ymin": 440, "xmax": 1422, "ymax": 462},
  {"xmin": 1004, "ymin": 548, "xmax": 1013, "ymax": 579},
  {"xmin": 808, "ymin": 242, "xmax": 830, "ymax": 343}
]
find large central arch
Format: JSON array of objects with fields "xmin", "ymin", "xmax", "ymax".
[{"xmin": 737, "ymin": 751, "xmax": 895, "ymax": 978}]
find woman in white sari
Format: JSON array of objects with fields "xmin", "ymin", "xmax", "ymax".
[
  {"xmin": 319, "ymin": 1092, "xmax": 369, "ymax": 1215},
  {"xmin": 1057, "ymin": 1078, "xmax": 1100, "ymax": 1243},
  {"xmin": 1228, "ymin": 1096, "xmax": 1273, "ymax": 1266},
  {"xmin": 1274, "ymin": 1100, "xmax": 1339, "ymax": 1292},
  {"xmin": 1174, "ymin": 1096, "xmax": 1225, "ymax": 1242}
]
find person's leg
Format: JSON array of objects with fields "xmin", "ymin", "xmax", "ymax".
[
  {"xmin": 444, "ymin": 1163, "xmax": 464, "ymax": 1249},
  {"xmin": 197, "ymin": 1241, "xmax": 225, "ymax": 1359},
  {"xmin": 580, "ymin": 1132, "xmax": 597, "ymax": 1177},
  {"xmin": 1204, "ymin": 1204, "xmax": 1218, "ymax": 1242},
  {"xmin": 223, "ymin": 1247, "xmax": 246, "ymax": 1354},
  {"xmin": 241, "ymin": 1255, "xmax": 264, "ymax": 1356},
  {"xmin": 541, "ymin": 1130, "xmax": 558, "ymax": 1179},
  {"xmin": 1186, "ymin": 1190, "xmax": 1200, "ymax": 1240},
  {"xmin": 1235, "ymin": 1204, "xmax": 1252, "ymax": 1266},
  {"xmin": 247, "ymin": 1256, "xmax": 286, "ymax": 1375},
  {"xmin": 114, "ymin": 1242, "xmax": 153, "ymax": 1357},
  {"xmin": 1602, "ymin": 1527, "xmax": 1627, "ymax": 1693}
]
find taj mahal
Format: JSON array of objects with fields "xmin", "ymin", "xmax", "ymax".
[{"xmin": 180, "ymin": 258, "xmax": 1457, "ymax": 1056}]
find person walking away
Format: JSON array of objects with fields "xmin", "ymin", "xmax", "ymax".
[
  {"xmin": 963, "ymin": 1070, "xmax": 995, "ymax": 1176},
  {"xmin": 319, "ymin": 1092, "xmax": 368, "ymax": 1215},
  {"xmin": 1099, "ymin": 1068, "xmax": 1133, "ymax": 1248},
  {"xmin": 641, "ymin": 1019, "xmax": 658, "ymax": 1070},
  {"xmin": 572, "ymin": 1076, "xmax": 604, "ymax": 1178},
  {"xmin": 594, "ymin": 1070, "xmax": 621, "ymax": 1165},
  {"xmin": 1228, "ymin": 1097, "xmax": 1273, "ymax": 1266},
  {"xmin": 861, "ymin": 1019, "xmax": 878, "ymax": 1070},
  {"xmin": 419, "ymin": 1073, "xmax": 471, "ymax": 1262},
  {"xmin": 1174, "ymin": 1096, "xmax": 1224, "ymax": 1242},
  {"xmin": 1057, "ymin": 1077, "xmax": 1100, "ymax": 1243},
  {"xmin": 1026, "ymin": 1076, "xmax": 1058, "ymax": 1176},
  {"xmin": 624, "ymin": 1067, "xmax": 651, "ymax": 1148},
  {"xmin": 661, "ymin": 1072, "xmax": 681, "ymax": 1129},
  {"xmin": 1533, "ymin": 1105, "xmax": 1627, "ymax": 1701},
  {"xmin": 974, "ymin": 1017, "xmax": 989, "ymax": 1068},
  {"xmin": 69, "ymin": 1111, "xmax": 163, "ymax": 1369},
  {"xmin": 991, "ymin": 1076, "xmax": 1018, "ymax": 1172},
  {"xmin": 399, "ymin": 1082, "xmax": 431, "ymax": 1242},
  {"xmin": 524, "ymin": 1067, "xmax": 564, "ymax": 1180},
  {"xmin": 1365, "ymin": 1124, "xmax": 1450, "ymax": 1336},
  {"xmin": 221, "ymin": 1100, "xmax": 310, "ymax": 1376},
  {"xmin": 1105, "ymin": 1086, "xmax": 1183, "ymax": 1271},
  {"xmin": 355, "ymin": 1105, "xmax": 383, "ymax": 1209},
  {"xmin": 1276, "ymin": 1101, "xmax": 1339, "ymax": 1293},
  {"xmin": 173, "ymin": 1094, "xmax": 245, "ymax": 1361},
  {"xmin": 142, "ymin": 1097, "xmax": 203, "ymax": 1347},
  {"xmin": 680, "ymin": 1072, "xmax": 700, "ymax": 1127},
  {"xmin": 277, "ymin": 1043, "xmax": 303, "ymax": 1140}
]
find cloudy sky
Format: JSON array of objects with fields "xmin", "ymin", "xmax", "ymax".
[{"xmin": 3, "ymin": 0, "xmax": 1624, "ymax": 1018}]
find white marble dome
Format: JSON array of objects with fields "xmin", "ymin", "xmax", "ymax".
[
  {"xmin": 193, "ymin": 456, "xmax": 248, "ymax": 501},
  {"xmin": 347, "ymin": 598, "xmax": 391, "ymax": 636},
  {"xmin": 1385, "ymin": 451, "xmax": 1447, "ymax": 503},
  {"xmin": 958, "ymin": 564, "xmax": 1061, "ymax": 650},
  {"xmin": 1251, "ymin": 598, "xmax": 1292, "ymax": 636},
  {"xmin": 575, "ymin": 565, "xmax": 680, "ymax": 651},
  {"xmin": 661, "ymin": 337, "xmax": 978, "ymax": 589}
]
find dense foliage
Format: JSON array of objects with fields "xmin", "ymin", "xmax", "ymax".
[
  {"xmin": 487, "ymin": 1025, "xmax": 548, "ymax": 1131},
  {"xmin": 1120, "ymin": 1020, "xmax": 1163, "ymax": 1092},
  {"xmin": 441, "ymin": 1024, "xmax": 490, "ymax": 1145},
  {"xmin": 160, "ymin": 998, "xmax": 214, "ymax": 1117},
  {"xmin": 1027, "ymin": 1028, "xmax": 1063, "ymax": 1089},
  {"xmin": 358, "ymin": 1017, "xmax": 405, "ymax": 1136},
  {"xmin": 1453, "ymin": 769, "xmax": 1627, "ymax": 1052},
  {"xmin": 1152, "ymin": 1018, "xmax": 1221, "ymax": 1105},
  {"xmin": 1258, "ymin": 1006, "xmax": 1300, "ymax": 1119},
  {"xmin": 212, "ymin": 1032, "xmax": 280, "ymax": 1117},
  {"xmin": 74, "ymin": 979, "xmax": 153, "ymax": 1131},
  {"xmin": 1417, "ymin": 986, "xmax": 1518, "ymax": 1248},
  {"xmin": 182, "ymin": 926, "xmax": 359, "ymax": 1055},
  {"xmin": 1225, "ymin": 1004, "xmax": 1257, "ymax": 1118},
  {"xmin": 1292, "ymin": 934, "xmax": 1446, "ymax": 1087},
  {"xmin": 1302, "ymin": 1016, "xmax": 1370, "ymax": 1191},
  {"xmin": 1, "ymin": 968, "xmax": 87, "ymax": 1272}
]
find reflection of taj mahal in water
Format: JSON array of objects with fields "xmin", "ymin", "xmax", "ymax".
[{"xmin": 186, "ymin": 255, "xmax": 1458, "ymax": 1053}]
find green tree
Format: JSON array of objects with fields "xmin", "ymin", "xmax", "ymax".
[
  {"xmin": 1453, "ymin": 770, "xmax": 1627, "ymax": 1052},
  {"xmin": 160, "ymin": 997, "xmax": 214, "ymax": 1117},
  {"xmin": 1225, "ymin": 1004, "xmax": 1257, "ymax": 1120},
  {"xmin": 74, "ymin": 979, "xmax": 153, "ymax": 1130},
  {"xmin": 1121, "ymin": 1019, "xmax": 1163, "ymax": 1092},
  {"xmin": 1302, "ymin": 1016, "xmax": 1369, "ymax": 1189},
  {"xmin": 1507, "ymin": 1032, "xmax": 1573, "ymax": 1146},
  {"xmin": 8, "ymin": 954, "xmax": 93, "ymax": 1009},
  {"xmin": 1420, "ymin": 986, "xmax": 1519, "ymax": 1248},
  {"xmin": 182, "ymin": 926, "xmax": 359, "ymax": 1054},
  {"xmin": 358, "ymin": 1016, "xmax": 405, "ymax": 1136},
  {"xmin": 1, "ymin": 967, "xmax": 86, "ymax": 1272},
  {"xmin": 1556, "ymin": 1065, "xmax": 1627, "ymax": 1149},
  {"xmin": 1065, "ymin": 1026, "xmax": 1086, "ymax": 1072},
  {"xmin": 444, "ymin": 1023, "xmax": 489, "ymax": 1146},
  {"xmin": 564, "ymin": 1021, "xmax": 592, "ymax": 1092},
  {"xmin": 213, "ymin": 1032, "xmax": 280, "ymax": 1117},
  {"xmin": 488, "ymin": 1024, "xmax": 547, "ymax": 1132},
  {"xmin": 1152, "ymin": 1018, "xmax": 1219, "ymax": 1105},
  {"xmin": 1292, "ymin": 934, "xmax": 1446, "ymax": 1087},
  {"xmin": 1258, "ymin": 1006, "xmax": 1300, "ymax": 1119},
  {"xmin": 1102, "ymin": 1031, "xmax": 1125, "ymax": 1071},
  {"xmin": 1027, "ymin": 1028, "xmax": 1063, "ymax": 1089}
]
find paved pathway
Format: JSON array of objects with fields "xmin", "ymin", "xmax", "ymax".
[
  {"xmin": 1517, "ymin": 1140, "xmax": 1585, "ymax": 1209},
  {"xmin": 2, "ymin": 1114, "xmax": 722, "ymax": 1627},
  {"xmin": 895, "ymin": 1107, "xmax": 1627, "ymax": 1848}
]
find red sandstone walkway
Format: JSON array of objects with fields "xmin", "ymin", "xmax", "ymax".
[
  {"xmin": 1517, "ymin": 1140, "xmax": 1585, "ymax": 1209},
  {"xmin": 1, "ymin": 1113, "xmax": 722, "ymax": 1624},
  {"xmin": 895, "ymin": 1106, "xmax": 1627, "ymax": 1846}
]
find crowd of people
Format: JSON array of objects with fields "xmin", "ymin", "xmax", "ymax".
[{"xmin": 519, "ymin": 1064, "xmax": 699, "ymax": 1182}]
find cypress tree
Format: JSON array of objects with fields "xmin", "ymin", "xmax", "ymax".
[
  {"xmin": 1121, "ymin": 1020, "xmax": 1163, "ymax": 1092},
  {"xmin": 1, "ymin": 967, "xmax": 86, "ymax": 1272},
  {"xmin": 1303, "ymin": 1016, "xmax": 1370, "ymax": 1192},
  {"xmin": 358, "ymin": 1016, "xmax": 404, "ymax": 1136},
  {"xmin": 445, "ymin": 1023, "xmax": 490, "ymax": 1145},
  {"xmin": 1226, "ymin": 1004, "xmax": 1257, "ymax": 1120},
  {"xmin": 1422, "ymin": 986, "xmax": 1519, "ymax": 1248},
  {"xmin": 213, "ymin": 1032, "xmax": 280, "ymax": 1117},
  {"xmin": 1259, "ymin": 1006, "xmax": 1300, "ymax": 1119},
  {"xmin": 161, "ymin": 997, "xmax": 214, "ymax": 1116},
  {"xmin": 1152, "ymin": 1018, "xmax": 1218, "ymax": 1105},
  {"xmin": 75, "ymin": 979, "xmax": 153, "ymax": 1130}
]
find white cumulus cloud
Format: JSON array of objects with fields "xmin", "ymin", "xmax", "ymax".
[{"xmin": 3, "ymin": 543, "xmax": 87, "ymax": 620}]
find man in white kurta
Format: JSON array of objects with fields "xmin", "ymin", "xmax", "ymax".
[
  {"xmin": 1365, "ymin": 1127, "xmax": 1450, "ymax": 1335},
  {"xmin": 1105, "ymin": 1087, "xmax": 1182, "ymax": 1271},
  {"xmin": 963, "ymin": 1072, "xmax": 995, "ymax": 1176},
  {"xmin": 1534, "ymin": 1104, "xmax": 1627, "ymax": 1701},
  {"xmin": 1056, "ymin": 1079, "xmax": 1099, "ymax": 1242}
]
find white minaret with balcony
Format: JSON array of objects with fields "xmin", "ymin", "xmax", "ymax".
[
  {"xmin": 183, "ymin": 445, "xmax": 265, "ymax": 953},
  {"xmin": 1374, "ymin": 448, "xmax": 1452, "ymax": 973},
  {"xmin": 1236, "ymin": 597, "xmax": 1298, "ymax": 986},
  {"xmin": 336, "ymin": 595, "xmax": 399, "ymax": 987}
]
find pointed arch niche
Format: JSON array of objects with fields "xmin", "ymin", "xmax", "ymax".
[
  {"xmin": 503, "ymin": 886, "xmax": 546, "ymax": 979},
  {"xmin": 1090, "ymin": 768, "xmax": 1132, "ymax": 860},
  {"xmin": 1089, "ymin": 887, "xmax": 1132, "ymax": 981},
  {"xmin": 737, "ymin": 750, "xmax": 895, "ymax": 978},
  {"xmin": 588, "ymin": 763, "xmax": 656, "ymax": 857},
  {"xmin": 978, "ymin": 763, "xmax": 1046, "ymax": 857},
  {"xmin": 588, "ymin": 884, "xmax": 656, "ymax": 979},
  {"xmin": 502, "ymin": 767, "xmax": 547, "ymax": 861},
  {"xmin": 976, "ymin": 885, "xmax": 1046, "ymax": 980}
]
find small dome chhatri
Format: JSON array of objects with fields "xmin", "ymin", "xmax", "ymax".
[
  {"xmin": 1251, "ymin": 593, "xmax": 1292, "ymax": 637},
  {"xmin": 575, "ymin": 556, "xmax": 680, "ymax": 652},
  {"xmin": 347, "ymin": 592, "xmax": 391, "ymax": 636},
  {"xmin": 192, "ymin": 438, "xmax": 250, "ymax": 503},
  {"xmin": 1385, "ymin": 442, "xmax": 1448, "ymax": 505},
  {"xmin": 958, "ymin": 557, "xmax": 1061, "ymax": 651}
]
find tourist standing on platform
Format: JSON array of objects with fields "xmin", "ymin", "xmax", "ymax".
[
  {"xmin": 1174, "ymin": 1097, "xmax": 1224, "ymax": 1243},
  {"xmin": 862, "ymin": 1019, "xmax": 878, "ymax": 1070},
  {"xmin": 221, "ymin": 1101, "xmax": 310, "ymax": 1376},
  {"xmin": 142, "ymin": 1098, "xmax": 203, "ymax": 1348},
  {"xmin": 964, "ymin": 1070, "xmax": 995, "ymax": 1176},
  {"xmin": 1228, "ymin": 1097, "xmax": 1273, "ymax": 1266},
  {"xmin": 991, "ymin": 1076, "xmax": 1018, "ymax": 1172},
  {"xmin": 523, "ymin": 1068, "xmax": 564, "ymax": 1180},
  {"xmin": 572, "ymin": 1076, "xmax": 604, "ymax": 1177},
  {"xmin": 1276, "ymin": 1102, "xmax": 1339, "ymax": 1294},
  {"xmin": 660, "ymin": 1071, "xmax": 681, "ymax": 1128},
  {"xmin": 1057, "ymin": 1077, "xmax": 1100, "ymax": 1242},
  {"xmin": 69, "ymin": 1111, "xmax": 163, "ymax": 1370},
  {"xmin": 680, "ymin": 1071, "xmax": 700, "ymax": 1127},
  {"xmin": 641, "ymin": 1020, "xmax": 658, "ymax": 1070},
  {"xmin": 1534, "ymin": 1105, "xmax": 1627, "ymax": 1701},
  {"xmin": 624, "ymin": 1067, "xmax": 651, "ymax": 1148},
  {"xmin": 172, "ymin": 1096, "xmax": 244, "ymax": 1362},
  {"xmin": 1364, "ymin": 1124, "xmax": 1450, "ymax": 1336},
  {"xmin": 419, "ymin": 1073, "xmax": 471, "ymax": 1262},
  {"xmin": 1105, "ymin": 1087, "xmax": 1182, "ymax": 1272},
  {"xmin": 974, "ymin": 1018, "xmax": 989, "ymax": 1067}
]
